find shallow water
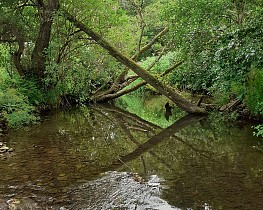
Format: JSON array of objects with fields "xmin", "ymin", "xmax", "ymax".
[{"xmin": 0, "ymin": 98, "xmax": 263, "ymax": 210}]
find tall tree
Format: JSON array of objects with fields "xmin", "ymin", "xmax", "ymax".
[
  {"xmin": 30, "ymin": 0, "xmax": 60, "ymax": 79},
  {"xmin": 0, "ymin": 0, "xmax": 59, "ymax": 81}
]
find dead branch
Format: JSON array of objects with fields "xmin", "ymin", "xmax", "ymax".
[
  {"xmin": 131, "ymin": 27, "xmax": 168, "ymax": 61},
  {"xmin": 96, "ymin": 61, "xmax": 184, "ymax": 102},
  {"xmin": 93, "ymin": 28, "xmax": 169, "ymax": 101},
  {"xmin": 219, "ymin": 99, "xmax": 241, "ymax": 112},
  {"xmin": 95, "ymin": 40, "xmax": 174, "ymax": 101}
]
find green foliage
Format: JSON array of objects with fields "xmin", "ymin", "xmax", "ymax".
[
  {"xmin": 116, "ymin": 94, "xmax": 185, "ymax": 128},
  {"xmin": 246, "ymin": 69, "xmax": 263, "ymax": 115},
  {"xmin": 143, "ymin": 1, "xmax": 168, "ymax": 31},
  {"xmin": 0, "ymin": 69, "xmax": 39, "ymax": 128},
  {"xmin": 0, "ymin": 41, "xmax": 41, "ymax": 128},
  {"xmin": 168, "ymin": 14, "xmax": 262, "ymax": 93},
  {"xmin": 135, "ymin": 51, "xmax": 180, "ymax": 92},
  {"xmin": 159, "ymin": 0, "xmax": 263, "ymax": 120},
  {"xmin": 0, "ymin": 87, "xmax": 38, "ymax": 128},
  {"xmin": 14, "ymin": 76, "xmax": 43, "ymax": 106},
  {"xmin": 210, "ymin": 80, "xmax": 245, "ymax": 107},
  {"xmin": 141, "ymin": 51, "xmax": 179, "ymax": 75},
  {"xmin": 253, "ymin": 124, "xmax": 263, "ymax": 138}
]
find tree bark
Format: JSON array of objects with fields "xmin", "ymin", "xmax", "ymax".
[
  {"xmin": 93, "ymin": 27, "xmax": 169, "ymax": 100},
  {"xmin": 11, "ymin": 28, "xmax": 25, "ymax": 76},
  {"xmin": 234, "ymin": 0, "xmax": 244, "ymax": 25},
  {"xmin": 30, "ymin": 0, "xmax": 59, "ymax": 79},
  {"xmin": 64, "ymin": 11, "xmax": 206, "ymax": 114},
  {"xmin": 95, "ymin": 61, "xmax": 184, "ymax": 102}
]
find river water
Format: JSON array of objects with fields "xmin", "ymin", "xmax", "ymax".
[{"xmin": 0, "ymin": 96, "xmax": 263, "ymax": 209}]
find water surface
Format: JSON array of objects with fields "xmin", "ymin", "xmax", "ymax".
[{"xmin": 0, "ymin": 97, "xmax": 262, "ymax": 209}]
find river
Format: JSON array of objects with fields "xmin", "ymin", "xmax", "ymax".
[{"xmin": 0, "ymin": 95, "xmax": 262, "ymax": 209}]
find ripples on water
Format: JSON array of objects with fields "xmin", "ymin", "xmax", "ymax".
[{"xmin": 0, "ymin": 100, "xmax": 263, "ymax": 209}]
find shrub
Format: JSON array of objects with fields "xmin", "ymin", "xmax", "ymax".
[
  {"xmin": 0, "ymin": 88, "xmax": 38, "ymax": 128},
  {"xmin": 253, "ymin": 124, "xmax": 263, "ymax": 138},
  {"xmin": 0, "ymin": 69, "xmax": 39, "ymax": 128},
  {"xmin": 246, "ymin": 68, "xmax": 263, "ymax": 116}
]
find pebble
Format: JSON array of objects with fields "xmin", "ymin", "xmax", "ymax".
[
  {"xmin": 57, "ymin": 174, "xmax": 69, "ymax": 181},
  {"xmin": 0, "ymin": 142, "xmax": 14, "ymax": 154}
]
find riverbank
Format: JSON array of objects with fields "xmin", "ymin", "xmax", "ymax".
[{"xmin": 0, "ymin": 92, "xmax": 262, "ymax": 137}]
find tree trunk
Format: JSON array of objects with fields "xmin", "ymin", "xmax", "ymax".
[
  {"xmin": 0, "ymin": 21, "xmax": 25, "ymax": 76},
  {"xmin": 95, "ymin": 61, "xmax": 184, "ymax": 102},
  {"xmin": 31, "ymin": 0, "xmax": 59, "ymax": 79},
  {"xmin": 64, "ymin": 11, "xmax": 206, "ymax": 114},
  {"xmin": 234, "ymin": 0, "xmax": 244, "ymax": 25},
  {"xmin": 92, "ymin": 27, "xmax": 169, "ymax": 101},
  {"xmin": 12, "ymin": 28, "xmax": 25, "ymax": 76}
]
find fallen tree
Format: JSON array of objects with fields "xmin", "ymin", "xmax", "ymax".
[
  {"xmin": 64, "ymin": 11, "xmax": 206, "ymax": 114},
  {"xmin": 91, "ymin": 27, "xmax": 170, "ymax": 102},
  {"xmin": 94, "ymin": 61, "xmax": 184, "ymax": 102}
]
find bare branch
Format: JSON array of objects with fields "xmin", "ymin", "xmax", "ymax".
[
  {"xmin": 121, "ymin": 40, "xmax": 173, "ymax": 86},
  {"xmin": 131, "ymin": 27, "xmax": 169, "ymax": 60},
  {"xmin": 96, "ymin": 61, "xmax": 184, "ymax": 101},
  {"xmin": 160, "ymin": 60, "xmax": 184, "ymax": 77},
  {"xmin": 0, "ymin": 39, "xmax": 17, "ymax": 43}
]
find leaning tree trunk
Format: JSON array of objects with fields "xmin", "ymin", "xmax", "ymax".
[
  {"xmin": 95, "ymin": 61, "xmax": 184, "ymax": 102},
  {"xmin": 64, "ymin": 11, "xmax": 206, "ymax": 114},
  {"xmin": 92, "ymin": 27, "xmax": 169, "ymax": 102},
  {"xmin": 92, "ymin": 3, "xmax": 169, "ymax": 102},
  {"xmin": 30, "ymin": 0, "xmax": 59, "ymax": 80}
]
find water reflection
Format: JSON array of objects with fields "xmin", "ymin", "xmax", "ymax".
[{"xmin": 0, "ymin": 102, "xmax": 262, "ymax": 209}]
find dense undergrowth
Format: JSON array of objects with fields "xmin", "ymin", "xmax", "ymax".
[
  {"xmin": 0, "ymin": 69, "xmax": 39, "ymax": 129},
  {"xmin": 0, "ymin": 63, "xmax": 262, "ymax": 136}
]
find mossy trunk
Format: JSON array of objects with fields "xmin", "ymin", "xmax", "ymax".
[{"xmin": 64, "ymin": 11, "xmax": 206, "ymax": 114}]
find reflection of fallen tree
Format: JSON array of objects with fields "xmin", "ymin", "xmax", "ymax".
[
  {"xmin": 94, "ymin": 104, "xmax": 218, "ymax": 172},
  {"xmin": 94, "ymin": 103, "xmax": 160, "ymax": 133},
  {"xmin": 93, "ymin": 104, "xmax": 174, "ymax": 169},
  {"xmin": 114, "ymin": 113, "xmax": 173, "ymax": 169},
  {"xmin": 93, "ymin": 105, "xmax": 157, "ymax": 160},
  {"xmin": 96, "ymin": 103, "xmax": 218, "ymax": 165},
  {"xmin": 99, "ymin": 113, "xmax": 204, "ymax": 172},
  {"xmin": 107, "ymin": 104, "xmax": 218, "ymax": 160}
]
